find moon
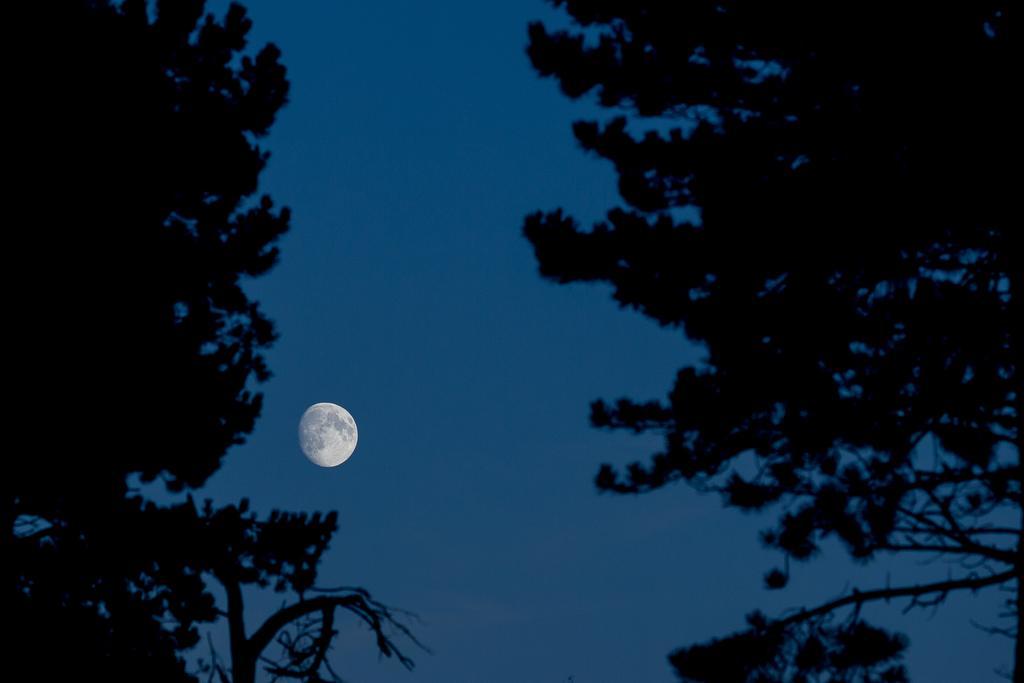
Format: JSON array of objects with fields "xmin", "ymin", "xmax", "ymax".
[{"xmin": 298, "ymin": 402, "xmax": 358, "ymax": 467}]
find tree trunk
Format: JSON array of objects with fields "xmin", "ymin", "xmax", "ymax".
[
  {"xmin": 232, "ymin": 656, "xmax": 256, "ymax": 683},
  {"xmin": 1016, "ymin": 561, "xmax": 1022, "ymax": 683},
  {"xmin": 1014, "ymin": 266, "xmax": 1023, "ymax": 683},
  {"xmin": 223, "ymin": 577, "xmax": 256, "ymax": 683},
  {"xmin": 1015, "ymin": 415, "xmax": 1023, "ymax": 683}
]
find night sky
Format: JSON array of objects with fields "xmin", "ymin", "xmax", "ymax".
[{"xmin": 172, "ymin": 1, "xmax": 1012, "ymax": 679}]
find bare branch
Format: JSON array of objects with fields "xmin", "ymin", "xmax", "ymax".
[
  {"xmin": 778, "ymin": 568, "xmax": 1017, "ymax": 627},
  {"xmin": 263, "ymin": 607, "xmax": 335, "ymax": 679},
  {"xmin": 204, "ymin": 633, "xmax": 232, "ymax": 683},
  {"xmin": 248, "ymin": 592, "xmax": 425, "ymax": 673},
  {"xmin": 878, "ymin": 542, "xmax": 1016, "ymax": 564},
  {"xmin": 970, "ymin": 619, "xmax": 1016, "ymax": 640}
]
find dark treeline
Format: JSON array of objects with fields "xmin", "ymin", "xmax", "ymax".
[
  {"xmin": 525, "ymin": 1, "xmax": 1019, "ymax": 681},
  {"xmin": 6, "ymin": 2, "xmax": 419, "ymax": 681}
]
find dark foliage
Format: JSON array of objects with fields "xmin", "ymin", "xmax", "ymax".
[
  {"xmin": 525, "ymin": 1, "xmax": 1019, "ymax": 679},
  {"xmin": 671, "ymin": 612, "xmax": 908, "ymax": 683},
  {"xmin": 5, "ymin": 2, "xmax": 419, "ymax": 680},
  {"xmin": 18, "ymin": 0, "xmax": 289, "ymax": 499}
]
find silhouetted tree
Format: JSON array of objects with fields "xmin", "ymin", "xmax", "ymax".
[
  {"xmin": 524, "ymin": 2, "xmax": 1018, "ymax": 680},
  {"xmin": 6, "ymin": 1, "xmax": 419, "ymax": 679},
  {"xmin": 155, "ymin": 499, "xmax": 424, "ymax": 683}
]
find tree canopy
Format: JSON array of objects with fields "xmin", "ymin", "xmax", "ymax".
[
  {"xmin": 7, "ymin": 2, "xmax": 419, "ymax": 679},
  {"xmin": 525, "ymin": 1, "xmax": 1018, "ymax": 679}
]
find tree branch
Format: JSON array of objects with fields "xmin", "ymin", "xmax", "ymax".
[
  {"xmin": 879, "ymin": 542, "xmax": 1016, "ymax": 564},
  {"xmin": 263, "ymin": 607, "xmax": 335, "ymax": 679},
  {"xmin": 248, "ymin": 592, "xmax": 421, "ymax": 672},
  {"xmin": 779, "ymin": 569, "xmax": 1016, "ymax": 627}
]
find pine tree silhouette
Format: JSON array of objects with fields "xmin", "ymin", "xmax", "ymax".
[
  {"xmin": 6, "ymin": 2, "xmax": 422, "ymax": 679},
  {"xmin": 525, "ymin": 2, "xmax": 1018, "ymax": 679}
]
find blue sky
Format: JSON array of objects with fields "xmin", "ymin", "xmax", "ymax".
[{"xmin": 189, "ymin": 1, "xmax": 1011, "ymax": 679}]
